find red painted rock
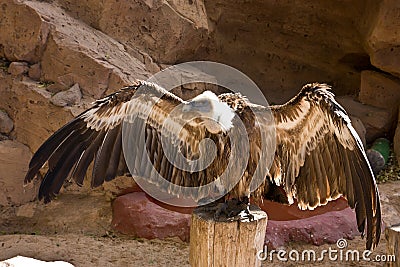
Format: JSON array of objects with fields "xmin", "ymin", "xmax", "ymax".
[
  {"xmin": 265, "ymin": 208, "xmax": 359, "ymax": 249},
  {"xmin": 111, "ymin": 192, "xmax": 191, "ymax": 241},
  {"xmin": 112, "ymin": 190, "xmax": 359, "ymax": 248},
  {"xmin": 259, "ymin": 197, "xmax": 359, "ymax": 248}
]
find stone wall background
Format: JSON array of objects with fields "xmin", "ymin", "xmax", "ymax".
[{"xmin": 0, "ymin": 0, "xmax": 399, "ymax": 208}]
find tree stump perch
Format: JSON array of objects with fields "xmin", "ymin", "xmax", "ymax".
[
  {"xmin": 385, "ymin": 224, "xmax": 400, "ymax": 267},
  {"xmin": 189, "ymin": 205, "xmax": 267, "ymax": 267}
]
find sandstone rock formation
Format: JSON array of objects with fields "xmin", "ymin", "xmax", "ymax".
[
  {"xmin": 28, "ymin": 63, "xmax": 41, "ymax": 81},
  {"xmin": 364, "ymin": 0, "xmax": 400, "ymax": 77},
  {"xmin": 0, "ymin": 140, "xmax": 37, "ymax": 206},
  {"xmin": 0, "ymin": 76, "xmax": 73, "ymax": 151},
  {"xmin": 0, "ymin": 0, "xmax": 151, "ymax": 98},
  {"xmin": 0, "ymin": 1, "xmax": 48, "ymax": 62},
  {"xmin": 0, "ymin": 110, "xmax": 13, "ymax": 134},
  {"xmin": 8, "ymin": 61, "xmax": 29, "ymax": 76},
  {"xmin": 336, "ymin": 96, "xmax": 393, "ymax": 142},
  {"xmin": 57, "ymin": 0, "xmax": 210, "ymax": 64},
  {"xmin": 50, "ymin": 83, "xmax": 82, "ymax": 107},
  {"xmin": 359, "ymin": 70, "xmax": 400, "ymax": 119}
]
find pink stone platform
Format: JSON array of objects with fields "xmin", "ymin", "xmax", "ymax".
[{"xmin": 112, "ymin": 190, "xmax": 359, "ymax": 248}]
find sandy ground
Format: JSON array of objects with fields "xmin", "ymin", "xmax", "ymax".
[
  {"xmin": 0, "ymin": 181, "xmax": 399, "ymax": 266},
  {"xmin": 0, "ymin": 234, "xmax": 189, "ymax": 266},
  {"xmin": 0, "ymin": 234, "xmax": 391, "ymax": 267}
]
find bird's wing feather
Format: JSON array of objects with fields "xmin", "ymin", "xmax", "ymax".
[
  {"xmin": 25, "ymin": 81, "xmax": 230, "ymax": 203},
  {"xmin": 269, "ymin": 83, "xmax": 381, "ymax": 250}
]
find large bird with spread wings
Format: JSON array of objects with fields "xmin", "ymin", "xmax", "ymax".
[{"xmin": 25, "ymin": 81, "xmax": 381, "ymax": 250}]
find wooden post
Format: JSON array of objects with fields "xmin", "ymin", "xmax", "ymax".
[
  {"xmin": 189, "ymin": 205, "xmax": 267, "ymax": 267},
  {"xmin": 385, "ymin": 224, "xmax": 400, "ymax": 267}
]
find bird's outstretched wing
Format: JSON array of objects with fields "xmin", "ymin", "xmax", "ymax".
[
  {"xmin": 24, "ymin": 81, "xmax": 232, "ymax": 203},
  {"xmin": 269, "ymin": 83, "xmax": 381, "ymax": 250}
]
